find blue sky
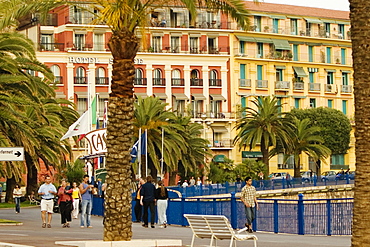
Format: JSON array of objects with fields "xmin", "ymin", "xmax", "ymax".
[{"xmin": 262, "ymin": 0, "xmax": 349, "ymax": 11}]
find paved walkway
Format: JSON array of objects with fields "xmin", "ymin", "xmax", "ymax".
[{"xmin": 0, "ymin": 207, "xmax": 351, "ymax": 247}]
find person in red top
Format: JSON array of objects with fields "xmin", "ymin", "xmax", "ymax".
[{"xmin": 57, "ymin": 180, "xmax": 73, "ymax": 228}]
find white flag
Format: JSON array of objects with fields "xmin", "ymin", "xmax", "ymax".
[{"xmin": 60, "ymin": 111, "xmax": 90, "ymax": 141}]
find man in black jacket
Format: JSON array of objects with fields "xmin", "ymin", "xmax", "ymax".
[{"xmin": 140, "ymin": 175, "xmax": 156, "ymax": 228}]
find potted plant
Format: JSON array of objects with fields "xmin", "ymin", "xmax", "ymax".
[{"xmin": 264, "ymin": 26, "xmax": 269, "ymax": 32}]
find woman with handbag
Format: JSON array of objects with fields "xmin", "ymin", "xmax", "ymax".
[
  {"xmin": 13, "ymin": 184, "xmax": 22, "ymax": 214},
  {"xmin": 57, "ymin": 180, "xmax": 73, "ymax": 228},
  {"xmin": 155, "ymin": 180, "xmax": 169, "ymax": 228}
]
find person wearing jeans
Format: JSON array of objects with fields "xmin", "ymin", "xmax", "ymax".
[
  {"xmin": 140, "ymin": 175, "xmax": 156, "ymax": 228},
  {"xmin": 13, "ymin": 184, "xmax": 22, "ymax": 214},
  {"xmin": 79, "ymin": 175, "xmax": 94, "ymax": 228},
  {"xmin": 241, "ymin": 177, "xmax": 259, "ymax": 233}
]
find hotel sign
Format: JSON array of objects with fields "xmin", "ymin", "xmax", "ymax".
[{"xmin": 68, "ymin": 57, "xmax": 144, "ymax": 64}]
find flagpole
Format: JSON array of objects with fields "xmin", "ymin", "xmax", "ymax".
[
  {"xmin": 96, "ymin": 93, "xmax": 99, "ymax": 129},
  {"xmin": 138, "ymin": 128, "xmax": 142, "ymax": 179},
  {"xmin": 145, "ymin": 129, "xmax": 148, "ymax": 177},
  {"xmin": 161, "ymin": 127, "xmax": 164, "ymax": 178},
  {"xmin": 87, "ymin": 70, "xmax": 92, "ymax": 132}
]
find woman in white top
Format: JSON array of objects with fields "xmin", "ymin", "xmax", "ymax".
[{"xmin": 13, "ymin": 184, "xmax": 22, "ymax": 213}]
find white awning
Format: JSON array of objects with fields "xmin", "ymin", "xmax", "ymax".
[
  {"xmin": 134, "ymin": 92, "xmax": 148, "ymax": 99},
  {"xmin": 173, "ymin": 93, "xmax": 189, "ymax": 100},
  {"xmin": 211, "ymin": 126, "xmax": 228, "ymax": 133},
  {"xmin": 210, "ymin": 94, "xmax": 226, "ymax": 101},
  {"xmin": 192, "ymin": 94, "xmax": 206, "ymax": 100},
  {"xmin": 154, "ymin": 93, "xmax": 167, "ymax": 99}
]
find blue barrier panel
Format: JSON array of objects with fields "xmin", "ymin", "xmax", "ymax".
[
  {"xmin": 331, "ymin": 200, "xmax": 353, "ymax": 235},
  {"xmin": 278, "ymin": 201, "xmax": 298, "ymax": 234},
  {"xmin": 304, "ymin": 200, "xmax": 327, "ymax": 235}
]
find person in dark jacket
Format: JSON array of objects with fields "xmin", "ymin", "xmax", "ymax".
[
  {"xmin": 155, "ymin": 180, "xmax": 169, "ymax": 228},
  {"xmin": 140, "ymin": 175, "xmax": 156, "ymax": 228}
]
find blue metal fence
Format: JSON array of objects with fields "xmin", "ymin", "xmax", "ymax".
[
  {"xmin": 168, "ymin": 176, "xmax": 353, "ymax": 197},
  {"xmin": 92, "ymin": 193, "xmax": 353, "ymax": 235}
]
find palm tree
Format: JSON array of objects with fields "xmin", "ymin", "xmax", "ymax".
[
  {"xmin": 349, "ymin": 1, "xmax": 370, "ymax": 245},
  {"xmin": 272, "ymin": 118, "xmax": 331, "ymax": 178},
  {"xmin": 234, "ymin": 96, "xmax": 293, "ymax": 175}
]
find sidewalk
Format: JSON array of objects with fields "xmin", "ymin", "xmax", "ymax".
[{"xmin": 0, "ymin": 207, "xmax": 351, "ymax": 247}]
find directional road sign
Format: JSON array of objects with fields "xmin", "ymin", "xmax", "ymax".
[{"xmin": 0, "ymin": 147, "xmax": 24, "ymax": 161}]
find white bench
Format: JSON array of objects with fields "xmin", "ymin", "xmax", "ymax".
[{"xmin": 184, "ymin": 214, "xmax": 258, "ymax": 247}]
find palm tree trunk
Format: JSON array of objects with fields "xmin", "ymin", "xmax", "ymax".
[
  {"xmin": 103, "ymin": 28, "xmax": 139, "ymax": 241},
  {"xmin": 5, "ymin": 177, "xmax": 16, "ymax": 203},
  {"xmin": 26, "ymin": 153, "xmax": 38, "ymax": 196},
  {"xmin": 350, "ymin": 0, "xmax": 370, "ymax": 245},
  {"xmin": 260, "ymin": 141, "xmax": 270, "ymax": 175}
]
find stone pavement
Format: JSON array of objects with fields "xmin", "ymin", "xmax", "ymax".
[{"xmin": 0, "ymin": 207, "xmax": 351, "ymax": 247}]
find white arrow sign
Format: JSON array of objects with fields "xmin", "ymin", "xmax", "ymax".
[{"xmin": 0, "ymin": 147, "xmax": 24, "ymax": 161}]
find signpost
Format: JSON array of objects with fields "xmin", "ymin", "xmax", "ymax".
[{"xmin": 0, "ymin": 147, "xmax": 24, "ymax": 161}]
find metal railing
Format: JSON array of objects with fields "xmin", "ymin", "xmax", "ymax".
[
  {"xmin": 309, "ymin": 83, "xmax": 321, "ymax": 91},
  {"xmin": 209, "ymin": 79, "xmax": 222, "ymax": 87},
  {"xmin": 134, "ymin": 78, "xmax": 147, "ymax": 86},
  {"xmin": 239, "ymin": 79, "xmax": 251, "ymax": 87},
  {"xmin": 275, "ymin": 81, "xmax": 290, "ymax": 90},
  {"xmin": 153, "ymin": 78, "xmax": 166, "ymax": 86},
  {"xmin": 256, "ymin": 80, "xmax": 268, "ymax": 88},
  {"xmin": 325, "ymin": 84, "xmax": 335, "ymax": 93},
  {"xmin": 293, "ymin": 82, "xmax": 304, "ymax": 90},
  {"xmin": 96, "ymin": 77, "xmax": 109, "ymax": 85},
  {"xmin": 54, "ymin": 76, "xmax": 63, "ymax": 84},
  {"xmin": 172, "ymin": 78, "xmax": 184, "ymax": 86},
  {"xmin": 74, "ymin": 77, "xmax": 87, "ymax": 84},
  {"xmin": 341, "ymin": 85, "xmax": 353, "ymax": 93},
  {"xmin": 190, "ymin": 78, "xmax": 202, "ymax": 86},
  {"xmin": 39, "ymin": 43, "xmax": 64, "ymax": 51}
]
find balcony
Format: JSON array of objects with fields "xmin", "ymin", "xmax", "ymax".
[
  {"xmin": 275, "ymin": 81, "xmax": 290, "ymax": 90},
  {"xmin": 293, "ymin": 82, "xmax": 304, "ymax": 90},
  {"xmin": 153, "ymin": 78, "xmax": 166, "ymax": 86},
  {"xmin": 309, "ymin": 83, "xmax": 321, "ymax": 92},
  {"xmin": 190, "ymin": 78, "xmax": 203, "ymax": 86},
  {"xmin": 256, "ymin": 80, "xmax": 268, "ymax": 89},
  {"xmin": 341, "ymin": 85, "xmax": 353, "ymax": 93},
  {"xmin": 212, "ymin": 139, "xmax": 233, "ymax": 148},
  {"xmin": 74, "ymin": 77, "xmax": 87, "ymax": 84},
  {"xmin": 134, "ymin": 78, "xmax": 147, "ymax": 86},
  {"xmin": 325, "ymin": 84, "xmax": 336, "ymax": 93},
  {"xmin": 39, "ymin": 43, "xmax": 64, "ymax": 51},
  {"xmin": 209, "ymin": 79, "xmax": 222, "ymax": 87},
  {"xmin": 96, "ymin": 77, "xmax": 109, "ymax": 85},
  {"xmin": 172, "ymin": 78, "xmax": 184, "ymax": 86},
  {"xmin": 239, "ymin": 79, "xmax": 251, "ymax": 87},
  {"xmin": 54, "ymin": 76, "xmax": 63, "ymax": 84}
]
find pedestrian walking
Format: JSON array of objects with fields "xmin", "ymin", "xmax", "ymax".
[
  {"xmin": 134, "ymin": 178, "xmax": 144, "ymax": 223},
  {"xmin": 38, "ymin": 175, "xmax": 57, "ymax": 228},
  {"xmin": 155, "ymin": 180, "xmax": 168, "ymax": 228},
  {"xmin": 140, "ymin": 175, "xmax": 156, "ymax": 228},
  {"xmin": 240, "ymin": 177, "xmax": 259, "ymax": 233},
  {"xmin": 13, "ymin": 184, "xmax": 22, "ymax": 214},
  {"xmin": 71, "ymin": 182, "xmax": 81, "ymax": 219},
  {"xmin": 57, "ymin": 180, "xmax": 73, "ymax": 228},
  {"xmin": 79, "ymin": 175, "xmax": 94, "ymax": 228}
]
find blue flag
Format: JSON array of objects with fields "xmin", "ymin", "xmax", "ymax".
[{"xmin": 130, "ymin": 133, "xmax": 147, "ymax": 163}]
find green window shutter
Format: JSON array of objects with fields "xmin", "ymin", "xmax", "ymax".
[
  {"xmin": 342, "ymin": 73, "xmax": 348, "ymax": 85},
  {"xmin": 257, "ymin": 65, "xmax": 263, "ymax": 80},
  {"xmin": 293, "ymin": 44, "xmax": 298, "ymax": 61},
  {"xmin": 341, "ymin": 48, "xmax": 346, "ymax": 65},
  {"xmin": 342, "ymin": 100, "xmax": 347, "ymax": 115},
  {"xmin": 326, "ymin": 47, "xmax": 332, "ymax": 63},
  {"xmin": 309, "ymin": 72, "xmax": 314, "ymax": 83},
  {"xmin": 240, "ymin": 64, "xmax": 246, "ymax": 79},
  {"xmin": 273, "ymin": 19, "xmax": 279, "ymax": 33},
  {"xmin": 295, "ymin": 98, "xmax": 300, "ymax": 109},
  {"xmin": 241, "ymin": 97, "xmax": 246, "ymax": 108},
  {"xmin": 328, "ymin": 99, "xmax": 333, "ymax": 108},
  {"xmin": 308, "ymin": 46, "xmax": 314, "ymax": 62}
]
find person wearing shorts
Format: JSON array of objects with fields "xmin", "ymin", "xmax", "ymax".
[{"xmin": 38, "ymin": 175, "xmax": 57, "ymax": 228}]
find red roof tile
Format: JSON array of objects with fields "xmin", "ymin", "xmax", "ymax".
[{"xmin": 244, "ymin": 1, "xmax": 349, "ymax": 20}]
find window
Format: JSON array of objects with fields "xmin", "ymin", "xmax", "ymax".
[
  {"xmin": 338, "ymin": 24, "xmax": 345, "ymax": 39},
  {"xmin": 293, "ymin": 44, "xmax": 298, "ymax": 61},
  {"xmin": 309, "ymin": 98, "xmax": 316, "ymax": 108},
  {"xmin": 290, "ymin": 19, "xmax": 298, "ymax": 35},
  {"xmin": 254, "ymin": 16, "xmax": 261, "ymax": 31},
  {"xmin": 309, "ymin": 72, "xmax": 315, "ymax": 83},
  {"xmin": 41, "ymin": 34, "xmax": 53, "ymax": 51},
  {"xmin": 75, "ymin": 67, "xmax": 86, "ymax": 84},
  {"xmin": 324, "ymin": 23, "xmax": 331, "ymax": 37},
  {"xmin": 173, "ymin": 98, "xmax": 186, "ymax": 116},
  {"xmin": 257, "ymin": 65, "xmax": 263, "ymax": 80},
  {"xmin": 331, "ymin": 154, "xmax": 345, "ymax": 168},
  {"xmin": 306, "ymin": 22, "xmax": 311, "ymax": 36},
  {"xmin": 134, "ymin": 68, "xmax": 145, "ymax": 85},
  {"xmin": 74, "ymin": 34, "xmax": 85, "ymax": 50},
  {"xmin": 171, "ymin": 36, "xmax": 179, "ymax": 53},
  {"xmin": 308, "ymin": 46, "xmax": 314, "ymax": 62},
  {"xmin": 342, "ymin": 72, "xmax": 349, "ymax": 85},
  {"xmin": 327, "ymin": 72, "xmax": 334, "ymax": 84},
  {"xmin": 191, "ymin": 96, "xmax": 203, "ymax": 118},
  {"xmin": 77, "ymin": 98, "xmax": 87, "ymax": 114},
  {"xmin": 50, "ymin": 65, "xmax": 61, "ymax": 84},
  {"xmin": 257, "ymin": 43, "xmax": 263, "ymax": 58},
  {"xmin": 277, "ymin": 98, "xmax": 282, "ymax": 113},
  {"xmin": 276, "ymin": 69, "xmax": 283, "ymax": 81},
  {"xmin": 326, "ymin": 47, "xmax": 332, "ymax": 63},
  {"xmin": 94, "ymin": 33, "xmax": 104, "ymax": 51},
  {"xmin": 172, "ymin": 69, "xmax": 183, "ymax": 86},
  {"xmin": 96, "ymin": 67, "xmax": 107, "ymax": 84},
  {"xmin": 294, "ymin": 98, "xmax": 300, "ymax": 109},
  {"xmin": 153, "ymin": 69, "xmax": 164, "ymax": 86},
  {"xmin": 209, "ymin": 70, "xmax": 220, "ymax": 86},
  {"xmin": 272, "ymin": 19, "xmax": 279, "ymax": 33},
  {"xmin": 278, "ymin": 153, "xmax": 294, "ymax": 169},
  {"xmin": 208, "ymin": 38, "xmax": 217, "ymax": 54},
  {"xmin": 190, "ymin": 37, "xmax": 198, "ymax": 53},
  {"xmin": 239, "ymin": 41, "xmax": 245, "ymax": 54},
  {"xmin": 152, "ymin": 36, "xmax": 161, "ymax": 52},
  {"xmin": 328, "ymin": 99, "xmax": 333, "ymax": 108},
  {"xmin": 210, "ymin": 98, "xmax": 222, "ymax": 118},
  {"xmin": 73, "ymin": 6, "xmax": 82, "ymax": 24},
  {"xmin": 342, "ymin": 100, "xmax": 347, "ymax": 115},
  {"xmin": 341, "ymin": 48, "xmax": 346, "ymax": 65},
  {"xmin": 240, "ymin": 64, "xmax": 246, "ymax": 80},
  {"xmin": 190, "ymin": 69, "xmax": 201, "ymax": 86}
]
